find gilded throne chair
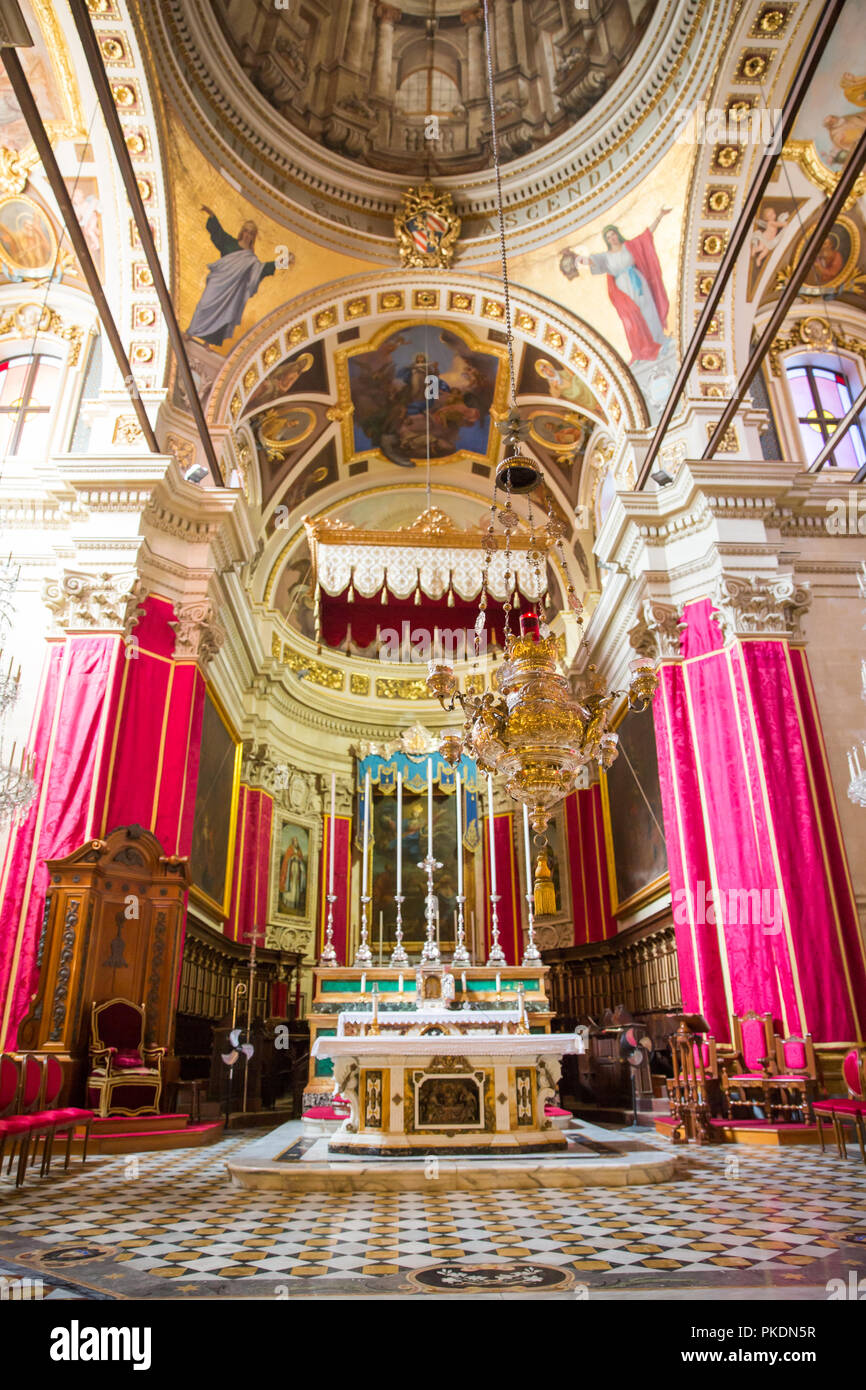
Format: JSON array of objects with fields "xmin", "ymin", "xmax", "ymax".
[{"xmin": 87, "ymin": 999, "xmax": 165, "ymax": 1118}]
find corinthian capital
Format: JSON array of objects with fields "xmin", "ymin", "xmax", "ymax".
[
  {"xmin": 169, "ymin": 600, "xmax": 225, "ymax": 669},
  {"xmin": 713, "ymin": 574, "xmax": 811, "ymax": 642},
  {"xmin": 43, "ymin": 570, "xmax": 139, "ymax": 632},
  {"xmin": 628, "ymin": 598, "xmax": 686, "ymax": 661}
]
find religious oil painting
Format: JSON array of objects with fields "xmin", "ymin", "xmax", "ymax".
[
  {"xmin": 274, "ymin": 818, "xmax": 310, "ymax": 920},
  {"xmin": 188, "ymin": 692, "xmax": 241, "ymax": 916},
  {"xmin": 600, "ymin": 706, "xmax": 668, "ymax": 915},
  {"xmin": 0, "ymin": 195, "xmax": 57, "ymax": 278},
  {"xmin": 789, "ymin": 0, "xmax": 866, "ymax": 176},
  {"xmin": 797, "ymin": 217, "xmax": 859, "ymax": 291},
  {"xmin": 370, "ymin": 788, "xmax": 458, "ymax": 952},
  {"xmin": 516, "ymin": 344, "xmax": 603, "ymax": 417},
  {"xmin": 339, "ymin": 322, "xmax": 503, "ymax": 468},
  {"xmin": 243, "ymin": 339, "xmax": 329, "ymax": 415}
]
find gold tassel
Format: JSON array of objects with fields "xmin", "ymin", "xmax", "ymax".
[
  {"xmin": 533, "ymin": 850, "xmax": 557, "ymax": 916},
  {"xmin": 347, "ymin": 566, "xmax": 355, "ymax": 604}
]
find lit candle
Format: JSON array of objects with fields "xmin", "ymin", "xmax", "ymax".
[
  {"xmin": 455, "ymin": 769, "xmax": 464, "ymax": 896},
  {"xmin": 396, "ymin": 771, "xmax": 403, "ymax": 894},
  {"xmin": 328, "ymin": 772, "xmax": 336, "ymax": 896},
  {"xmin": 522, "ymin": 803, "xmax": 533, "ymax": 902},
  {"xmin": 461, "ymin": 971, "xmax": 467, "ymax": 993},
  {"xmin": 427, "ymin": 758, "xmax": 434, "ymax": 858},
  {"xmin": 487, "ymin": 773, "xmax": 497, "ymax": 895},
  {"xmin": 362, "ymin": 768, "xmax": 371, "ymax": 894}
]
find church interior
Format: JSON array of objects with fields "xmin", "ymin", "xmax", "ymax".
[{"xmin": 1, "ymin": 0, "xmax": 866, "ymax": 1319}]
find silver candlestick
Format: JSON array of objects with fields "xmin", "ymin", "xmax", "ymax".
[
  {"xmin": 354, "ymin": 893, "xmax": 373, "ymax": 966},
  {"xmin": 418, "ymin": 854, "xmax": 442, "ymax": 963},
  {"xmin": 487, "ymin": 891, "xmax": 506, "ymax": 965},
  {"xmin": 523, "ymin": 892, "xmax": 541, "ymax": 964},
  {"xmin": 390, "ymin": 893, "xmax": 409, "ymax": 967},
  {"xmin": 320, "ymin": 891, "xmax": 338, "ymax": 966},
  {"xmin": 452, "ymin": 892, "xmax": 470, "ymax": 966}
]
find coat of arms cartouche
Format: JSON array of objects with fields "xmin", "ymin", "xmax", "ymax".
[{"xmin": 395, "ymin": 184, "xmax": 461, "ymax": 269}]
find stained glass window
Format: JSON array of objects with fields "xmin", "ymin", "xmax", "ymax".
[{"xmin": 785, "ymin": 361, "xmax": 866, "ymax": 469}]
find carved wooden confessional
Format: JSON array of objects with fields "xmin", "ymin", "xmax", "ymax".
[{"xmin": 18, "ymin": 826, "xmax": 190, "ymax": 1100}]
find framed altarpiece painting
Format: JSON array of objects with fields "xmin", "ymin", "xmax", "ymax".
[
  {"xmin": 188, "ymin": 690, "xmax": 242, "ymax": 919},
  {"xmin": 270, "ymin": 809, "xmax": 320, "ymax": 933},
  {"xmin": 599, "ymin": 701, "xmax": 669, "ymax": 916}
]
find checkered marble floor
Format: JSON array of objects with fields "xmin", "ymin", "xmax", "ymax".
[{"xmin": 1, "ymin": 1129, "xmax": 864, "ymax": 1295}]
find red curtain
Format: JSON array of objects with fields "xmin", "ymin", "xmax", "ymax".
[{"xmin": 320, "ymin": 586, "xmax": 536, "ymax": 651}]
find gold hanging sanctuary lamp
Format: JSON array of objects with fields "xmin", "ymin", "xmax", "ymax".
[{"xmin": 424, "ymin": 0, "xmax": 659, "ymax": 914}]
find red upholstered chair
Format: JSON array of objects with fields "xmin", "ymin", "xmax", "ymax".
[
  {"xmin": 720, "ymin": 1012, "xmax": 775, "ymax": 1118},
  {"xmin": 36, "ymin": 1055, "xmax": 94, "ymax": 1174},
  {"xmin": 0, "ymin": 1053, "xmax": 36, "ymax": 1188},
  {"xmin": 87, "ymin": 999, "xmax": 164, "ymax": 1117},
  {"xmin": 768, "ymin": 1033, "xmax": 818, "ymax": 1121},
  {"xmin": 814, "ymin": 1049, "xmax": 866, "ymax": 1163}
]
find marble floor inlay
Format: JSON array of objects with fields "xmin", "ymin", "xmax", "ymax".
[{"xmin": 1, "ymin": 1127, "xmax": 864, "ymax": 1298}]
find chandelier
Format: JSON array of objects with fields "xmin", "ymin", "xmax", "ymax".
[{"xmin": 425, "ymin": 1, "xmax": 659, "ymax": 893}]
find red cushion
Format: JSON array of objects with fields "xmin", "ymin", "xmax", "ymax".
[
  {"xmin": 114, "ymin": 1050, "xmax": 144, "ymax": 1070},
  {"xmin": 305, "ymin": 1105, "xmax": 348, "ymax": 1120},
  {"xmin": 94, "ymin": 1002, "xmax": 143, "ymax": 1052},
  {"xmin": 828, "ymin": 1099, "xmax": 866, "ymax": 1114},
  {"xmin": 772, "ymin": 1074, "xmax": 810, "ymax": 1085},
  {"xmin": 781, "ymin": 1040, "xmax": 807, "ymax": 1070},
  {"xmin": 727, "ymin": 1074, "xmax": 767, "ymax": 1084},
  {"xmin": 0, "ymin": 1116, "xmax": 34, "ymax": 1133},
  {"xmin": 544, "ymin": 1105, "xmax": 571, "ymax": 1116},
  {"xmin": 740, "ymin": 1018, "xmax": 769, "ymax": 1072},
  {"xmin": 0, "ymin": 1055, "xmax": 18, "ymax": 1111},
  {"xmin": 812, "ymin": 1101, "xmax": 836, "ymax": 1112}
]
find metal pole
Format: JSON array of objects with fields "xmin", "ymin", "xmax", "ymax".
[
  {"xmin": 67, "ymin": 0, "xmax": 224, "ymax": 485},
  {"xmin": 635, "ymin": 0, "xmax": 846, "ymax": 489},
  {"xmin": 0, "ymin": 46, "xmax": 159, "ymax": 453}
]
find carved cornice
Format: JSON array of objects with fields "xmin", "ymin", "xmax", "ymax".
[
  {"xmin": 169, "ymin": 599, "xmax": 225, "ymax": 668},
  {"xmin": 712, "ymin": 574, "xmax": 812, "ymax": 642},
  {"xmin": 42, "ymin": 570, "xmax": 139, "ymax": 632},
  {"xmin": 628, "ymin": 599, "xmax": 686, "ymax": 661}
]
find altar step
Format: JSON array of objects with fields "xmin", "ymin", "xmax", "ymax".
[
  {"xmin": 653, "ymin": 1115, "xmax": 822, "ymax": 1146},
  {"xmin": 69, "ymin": 1114, "xmax": 226, "ymax": 1155}
]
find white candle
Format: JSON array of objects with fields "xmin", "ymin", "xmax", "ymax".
[
  {"xmin": 427, "ymin": 758, "xmax": 434, "ymax": 858},
  {"xmin": 379, "ymin": 910, "xmax": 383, "ymax": 964},
  {"xmin": 496, "ymin": 971, "xmax": 501, "ymax": 994},
  {"xmin": 361, "ymin": 972, "xmax": 366, "ymax": 993},
  {"xmin": 522, "ymin": 803, "xmax": 533, "ymax": 899},
  {"xmin": 362, "ymin": 768, "xmax": 371, "ymax": 894},
  {"xmin": 487, "ymin": 773, "xmax": 497, "ymax": 895},
  {"xmin": 398, "ymin": 973, "xmax": 404, "ymax": 993},
  {"xmin": 461, "ymin": 971, "xmax": 467, "ymax": 992},
  {"xmin": 396, "ymin": 771, "xmax": 403, "ymax": 893},
  {"xmin": 455, "ymin": 770, "xmax": 464, "ymax": 895},
  {"xmin": 328, "ymin": 772, "xmax": 336, "ymax": 895}
]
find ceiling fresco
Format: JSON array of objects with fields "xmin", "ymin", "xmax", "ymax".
[{"xmin": 209, "ymin": 0, "xmax": 658, "ymax": 177}]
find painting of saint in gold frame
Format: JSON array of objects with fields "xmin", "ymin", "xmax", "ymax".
[
  {"xmin": 188, "ymin": 690, "xmax": 242, "ymax": 918},
  {"xmin": 271, "ymin": 809, "xmax": 319, "ymax": 930},
  {"xmin": 599, "ymin": 702, "xmax": 668, "ymax": 915}
]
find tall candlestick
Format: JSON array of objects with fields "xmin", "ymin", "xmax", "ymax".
[
  {"xmin": 452, "ymin": 768, "xmax": 470, "ymax": 966},
  {"xmin": 396, "ymin": 771, "xmax": 403, "ymax": 894},
  {"xmin": 427, "ymin": 758, "xmax": 434, "ymax": 858},
  {"xmin": 487, "ymin": 773, "xmax": 497, "ymax": 895},
  {"xmin": 328, "ymin": 772, "xmax": 336, "ymax": 895},
  {"xmin": 521, "ymin": 804, "xmax": 541, "ymax": 964},
  {"xmin": 390, "ymin": 770, "xmax": 409, "ymax": 967},
  {"xmin": 355, "ymin": 770, "xmax": 373, "ymax": 965},
  {"xmin": 486, "ymin": 773, "xmax": 505, "ymax": 964}
]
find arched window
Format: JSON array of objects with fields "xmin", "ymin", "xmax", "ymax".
[
  {"xmin": 0, "ymin": 353, "xmax": 62, "ymax": 457},
  {"xmin": 784, "ymin": 358, "xmax": 866, "ymax": 469},
  {"xmin": 396, "ymin": 68, "xmax": 462, "ymax": 115}
]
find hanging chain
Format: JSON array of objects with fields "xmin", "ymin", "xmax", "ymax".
[{"xmin": 482, "ymin": 0, "xmax": 516, "ymax": 410}]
